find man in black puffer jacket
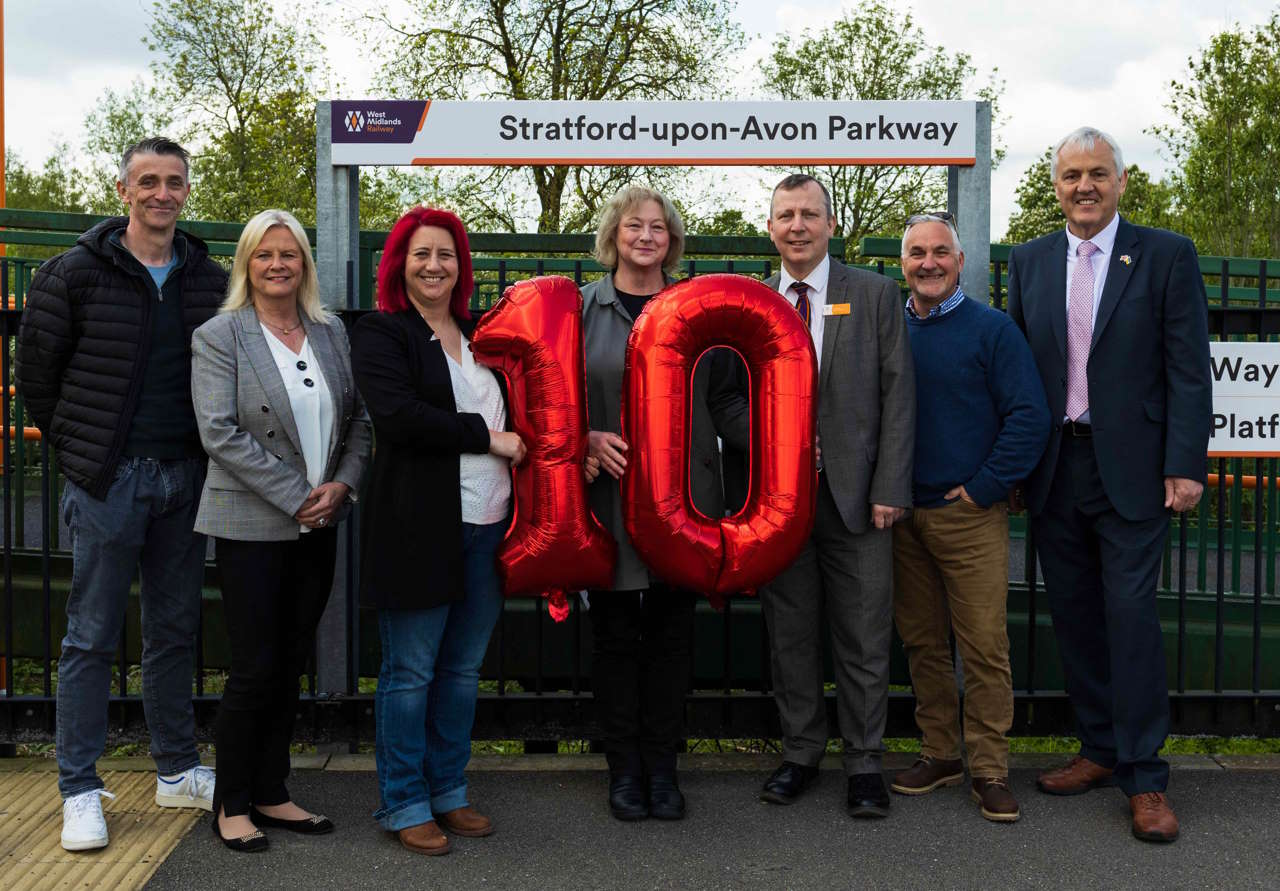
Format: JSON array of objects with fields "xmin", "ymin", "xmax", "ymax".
[{"xmin": 16, "ymin": 137, "xmax": 227, "ymax": 852}]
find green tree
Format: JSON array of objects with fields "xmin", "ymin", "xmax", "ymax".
[
  {"xmin": 368, "ymin": 0, "xmax": 742, "ymax": 232},
  {"xmin": 1004, "ymin": 147, "xmax": 1178, "ymax": 244},
  {"xmin": 760, "ymin": 1, "xmax": 1003, "ymax": 254},
  {"xmin": 145, "ymin": 0, "xmax": 322, "ymax": 223},
  {"xmin": 4, "ymin": 144, "xmax": 90, "ymax": 214},
  {"xmin": 1153, "ymin": 15, "xmax": 1280, "ymax": 257},
  {"xmin": 80, "ymin": 80, "xmax": 176, "ymax": 214}
]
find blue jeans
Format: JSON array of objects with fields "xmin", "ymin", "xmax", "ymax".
[
  {"xmin": 56, "ymin": 457, "xmax": 207, "ymax": 798},
  {"xmin": 373, "ymin": 521, "xmax": 505, "ymax": 831}
]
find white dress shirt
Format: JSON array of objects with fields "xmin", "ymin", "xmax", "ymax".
[
  {"xmin": 442, "ymin": 333, "xmax": 511, "ymax": 525},
  {"xmin": 777, "ymin": 254, "xmax": 830, "ymax": 372},
  {"xmin": 261, "ymin": 325, "xmax": 334, "ymax": 532}
]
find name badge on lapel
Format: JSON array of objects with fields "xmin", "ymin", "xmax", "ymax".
[{"xmin": 823, "ymin": 303, "xmax": 851, "ymax": 316}]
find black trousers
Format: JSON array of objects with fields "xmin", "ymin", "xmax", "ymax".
[
  {"xmin": 588, "ymin": 584, "xmax": 695, "ymax": 776},
  {"xmin": 1032, "ymin": 434, "xmax": 1171, "ymax": 795},
  {"xmin": 213, "ymin": 529, "xmax": 337, "ymax": 817}
]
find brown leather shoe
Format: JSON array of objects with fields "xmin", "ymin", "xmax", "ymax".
[
  {"xmin": 971, "ymin": 777, "xmax": 1020, "ymax": 822},
  {"xmin": 398, "ymin": 821, "xmax": 450, "ymax": 855},
  {"xmin": 1130, "ymin": 792, "xmax": 1179, "ymax": 842},
  {"xmin": 891, "ymin": 756, "xmax": 964, "ymax": 795},
  {"xmin": 436, "ymin": 806, "xmax": 494, "ymax": 838},
  {"xmin": 1036, "ymin": 755, "xmax": 1115, "ymax": 795}
]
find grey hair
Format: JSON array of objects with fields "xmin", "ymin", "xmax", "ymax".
[
  {"xmin": 119, "ymin": 136, "xmax": 190, "ymax": 185},
  {"xmin": 901, "ymin": 214, "xmax": 962, "ymax": 260},
  {"xmin": 593, "ymin": 185, "xmax": 686, "ymax": 275},
  {"xmin": 1050, "ymin": 127, "xmax": 1125, "ymax": 180},
  {"xmin": 771, "ymin": 173, "xmax": 833, "ymax": 219}
]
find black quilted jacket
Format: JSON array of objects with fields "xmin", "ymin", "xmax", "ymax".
[{"xmin": 15, "ymin": 217, "xmax": 228, "ymax": 499}]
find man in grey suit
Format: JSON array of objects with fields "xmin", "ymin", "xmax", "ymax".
[{"xmin": 757, "ymin": 174, "xmax": 915, "ymax": 817}]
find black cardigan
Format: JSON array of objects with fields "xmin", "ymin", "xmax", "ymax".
[{"xmin": 350, "ymin": 309, "xmax": 508, "ymax": 610}]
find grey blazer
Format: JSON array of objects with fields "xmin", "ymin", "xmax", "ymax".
[
  {"xmin": 191, "ymin": 306, "xmax": 372, "ymax": 541},
  {"xmin": 582, "ymin": 273, "xmax": 748, "ymax": 590},
  {"xmin": 765, "ymin": 259, "xmax": 915, "ymax": 533}
]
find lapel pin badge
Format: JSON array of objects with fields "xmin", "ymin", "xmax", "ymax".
[
  {"xmin": 823, "ymin": 303, "xmax": 851, "ymax": 316},
  {"xmin": 1120, "ymin": 254, "xmax": 1132, "ymax": 266}
]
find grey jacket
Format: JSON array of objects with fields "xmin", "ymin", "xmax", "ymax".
[
  {"xmin": 582, "ymin": 273, "xmax": 747, "ymax": 590},
  {"xmin": 764, "ymin": 259, "xmax": 914, "ymax": 533},
  {"xmin": 191, "ymin": 306, "xmax": 372, "ymax": 541}
]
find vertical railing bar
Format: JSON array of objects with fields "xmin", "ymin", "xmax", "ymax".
[
  {"xmin": 1177, "ymin": 509, "xmax": 1188, "ymax": 696},
  {"xmin": 2, "ymin": 301, "xmax": 14, "ymax": 700},
  {"xmin": 40, "ymin": 439, "xmax": 52, "ymax": 698},
  {"xmin": 1215, "ymin": 458, "xmax": 1226, "ymax": 704},
  {"xmin": 571, "ymin": 591, "xmax": 581, "ymax": 697},
  {"xmin": 1025, "ymin": 526, "xmax": 1038, "ymax": 695}
]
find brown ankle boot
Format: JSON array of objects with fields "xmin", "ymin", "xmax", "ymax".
[
  {"xmin": 398, "ymin": 821, "xmax": 450, "ymax": 855},
  {"xmin": 437, "ymin": 805, "xmax": 494, "ymax": 837}
]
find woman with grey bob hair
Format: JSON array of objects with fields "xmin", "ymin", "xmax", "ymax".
[
  {"xmin": 192, "ymin": 208, "xmax": 371, "ymax": 852},
  {"xmin": 581, "ymin": 185, "xmax": 746, "ymax": 823}
]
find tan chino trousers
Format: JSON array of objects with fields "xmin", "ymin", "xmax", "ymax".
[{"xmin": 892, "ymin": 499, "xmax": 1013, "ymax": 778}]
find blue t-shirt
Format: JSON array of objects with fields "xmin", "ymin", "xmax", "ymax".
[{"xmin": 146, "ymin": 255, "xmax": 179, "ymax": 294}]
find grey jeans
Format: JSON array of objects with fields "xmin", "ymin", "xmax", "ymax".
[{"xmin": 56, "ymin": 457, "xmax": 207, "ymax": 798}]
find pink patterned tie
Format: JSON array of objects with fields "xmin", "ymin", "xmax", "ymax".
[{"xmin": 1065, "ymin": 241, "xmax": 1099, "ymax": 421}]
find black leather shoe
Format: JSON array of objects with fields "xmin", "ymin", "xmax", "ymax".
[
  {"xmin": 648, "ymin": 774, "xmax": 686, "ymax": 820},
  {"xmin": 212, "ymin": 815, "xmax": 268, "ymax": 853},
  {"xmin": 760, "ymin": 762, "xmax": 820, "ymax": 805},
  {"xmin": 847, "ymin": 772, "xmax": 891, "ymax": 819},
  {"xmin": 608, "ymin": 774, "xmax": 649, "ymax": 821},
  {"xmin": 249, "ymin": 806, "xmax": 334, "ymax": 835}
]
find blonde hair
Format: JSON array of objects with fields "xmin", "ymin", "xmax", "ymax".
[
  {"xmin": 223, "ymin": 209, "xmax": 327, "ymax": 321},
  {"xmin": 592, "ymin": 186, "xmax": 685, "ymax": 275}
]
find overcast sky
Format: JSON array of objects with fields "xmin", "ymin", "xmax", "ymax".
[{"xmin": 7, "ymin": 0, "xmax": 1276, "ymax": 237}]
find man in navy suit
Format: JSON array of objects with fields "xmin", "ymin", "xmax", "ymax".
[{"xmin": 1006, "ymin": 127, "xmax": 1212, "ymax": 843}]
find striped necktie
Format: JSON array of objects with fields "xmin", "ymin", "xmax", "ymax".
[
  {"xmin": 1065, "ymin": 241, "xmax": 1099, "ymax": 421},
  {"xmin": 793, "ymin": 281, "xmax": 812, "ymax": 329}
]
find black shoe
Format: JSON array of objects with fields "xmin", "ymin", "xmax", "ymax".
[
  {"xmin": 608, "ymin": 774, "xmax": 649, "ymax": 821},
  {"xmin": 212, "ymin": 815, "xmax": 269, "ymax": 853},
  {"xmin": 760, "ymin": 762, "xmax": 820, "ymax": 805},
  {"xmin": 648, "ymin": 774, "xmax": 686, "ymax": 820},
  {"xmin": 846, "ymin": 772, "xmax": 891, "ymax": 819},
  {"xmin": 249, "ymin": 806, "xmax": 334, "ymax": 835}
]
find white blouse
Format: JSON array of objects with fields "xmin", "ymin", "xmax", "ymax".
[
  {"xmin": 261, "ymin": 325, "xmax": 334, "ymax": 531},
  {"xmin": 441, "ymin": 333, "xmax": 511, "ymax": 524}
]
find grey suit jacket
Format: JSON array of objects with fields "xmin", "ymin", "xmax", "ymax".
[
  {"xmin": 191, "ymin": 306, "xmax": 372, "ymax": 541},
  {"xmin": 765, "ymin": 259, "xmax": 915, "ymax": 533}
]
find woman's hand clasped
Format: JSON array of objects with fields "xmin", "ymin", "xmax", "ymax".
[
  {"xmin": 587, "ymin": 430, "xmax": 629, "ymax": 479},
  {"xmin": 489, "ymin": 430, "xmax": 527, "ymax": 467},
  {"xmin": 295, "ymin": 481, "xmax": 351, "ymax": 529}
]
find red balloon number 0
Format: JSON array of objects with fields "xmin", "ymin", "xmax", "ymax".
[
  {"xmin": 623, "ymin": 274, "xmax": 818, "ymax": 594},
  {"xmin": 472, "ymin": 273, "xmax": 818, "ymax": 606}
]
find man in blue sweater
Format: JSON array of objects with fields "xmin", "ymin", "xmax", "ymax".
[{"xmin": 889, "ymin": 214, "xmax": 1050, "ymax": 823}]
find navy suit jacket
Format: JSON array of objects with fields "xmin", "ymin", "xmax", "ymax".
[{"xmin": 1006, "ymin": 217, "xmax": 1212, "ymax": 521}]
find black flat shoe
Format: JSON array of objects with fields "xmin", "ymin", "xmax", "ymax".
[
  {"xmin": 608, "ymin": 773, "xmax": 649, "ymax": 821},
  {"xmin": 648, "ymin": 774, "xmax": 686, "ymax": 820},
  {"xmin": 249, "ymin": 806, "xmax": 335, "ymax": 835},
  {"xmin": 846, "ymin": 772, "xmax": 891, "ymax": 819},
  {"xmin": 212, "ymin": 815, "xmax": 268, "ymax": 852},
  {"xmin": 760, "ymin": 762, "xmax": 820, "ymax": 805}
]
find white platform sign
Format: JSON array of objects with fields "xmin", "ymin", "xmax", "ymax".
[
  {"xmin": 327, "ymin": 100, "xmax": 978, "ymax": 167},
  {"xmin": 1209, "ymin": 342, "xmax": 1280, "ymax": 456}
]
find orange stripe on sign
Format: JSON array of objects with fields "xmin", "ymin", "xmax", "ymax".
[
  {"xmin": 417, "ymin": 101, "xmax": 431, "ymax": 132},
  {"xmin": 1208, "ymin": 450, "xmax": 1280, "ymax": 458},
  {"xmin": 409, "ymin": 156, "xmax": 977, "ymax": 167}
]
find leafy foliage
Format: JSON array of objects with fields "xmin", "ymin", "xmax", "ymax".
[
  {"xmin": 759, "ymin": 1, "xmax": 1003, "ymax": 255},
  {"xmin": 1152, "ymin": 14, "xmax": 1280, "ymax": 257},
  {"xmin": 369, "ymin": 0, "xmax": 742, "ymax": 232}
]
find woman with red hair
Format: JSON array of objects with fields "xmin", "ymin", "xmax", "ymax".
[{"xmin": 350, "ymin": 207, "xmax": 525, "ymax": 856}]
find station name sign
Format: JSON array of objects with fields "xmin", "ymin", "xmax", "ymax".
[
  {"xmin": 1210, "ymin": 342, "xmax": 1280, "ymax": 456},
  {"xmin": 328, "ymin": 100, "xmax": 978, "ymax": 167}
]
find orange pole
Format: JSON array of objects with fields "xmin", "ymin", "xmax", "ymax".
[{"xmin": 1207, "ymin": 473, "xmax": 1269, "ymax": 491}]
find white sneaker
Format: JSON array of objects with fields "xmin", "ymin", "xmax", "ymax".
[
  {"xmin": 61, "ymin": 789, "xmax": 115, "ymax": 851},
  {"xmin": 155, "ymin": 765, "xmax": 215, "ymax": 811}
]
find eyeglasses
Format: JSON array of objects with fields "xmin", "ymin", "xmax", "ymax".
[{"xmin": 905, "ymin": 211, "xmax": 958, "ymax": 234}]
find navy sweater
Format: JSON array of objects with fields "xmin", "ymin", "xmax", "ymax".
[{"xmin": 906, "ymin": 297, "xmax": 1050, "ymax": 508}]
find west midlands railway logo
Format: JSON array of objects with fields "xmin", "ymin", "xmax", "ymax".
[{"xmin": 345, "ymin": 110, "xmax": 365, "ymax": 133}]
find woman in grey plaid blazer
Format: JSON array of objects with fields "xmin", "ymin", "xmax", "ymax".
[{"xmin": 191, "ymin": 210, "xmax": 370, "ymax": 852}]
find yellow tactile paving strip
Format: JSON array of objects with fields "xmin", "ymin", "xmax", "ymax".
[{"xmin": 0, "ymin": 769, "xmax": 202, "ymax": 891}]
